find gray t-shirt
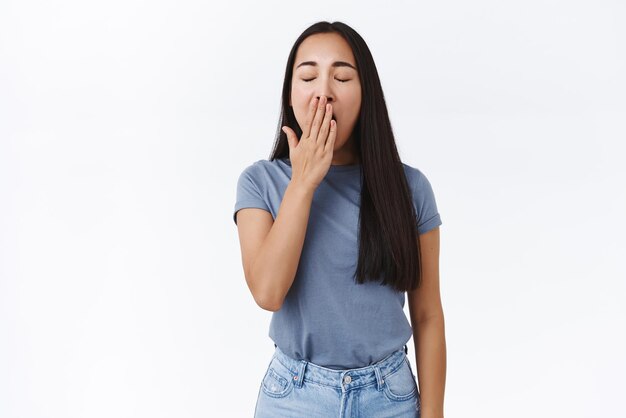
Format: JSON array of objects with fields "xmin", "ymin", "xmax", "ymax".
[{"xmin": 233, "ymin": 157, "xmax": 442, "ymax": 369}]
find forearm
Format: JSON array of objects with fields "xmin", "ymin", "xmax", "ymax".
[
  {"xmin": 250, "ymin": 179, "xmax": 315, "ymax": 311},
  {"xmin": 412, "ymin": 314, "xmax": 446, "ymax": 418}
]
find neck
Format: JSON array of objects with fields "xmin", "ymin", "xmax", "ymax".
[{"xmin": 331, "ymin": 133, "xmax": 360, "ymax": 166}]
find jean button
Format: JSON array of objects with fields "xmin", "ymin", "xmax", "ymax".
[{"xmin": 343, "ymin": 375, "xmax": 352, "ymax": 384}]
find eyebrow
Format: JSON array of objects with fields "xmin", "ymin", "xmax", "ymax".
[{"xmin": 295, "ymin": 60, "xmax": 357, "ymax": 70}]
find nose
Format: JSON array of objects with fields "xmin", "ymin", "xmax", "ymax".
[{"xmin": 312, "ymin": 73, "xmax": 336, "ymax": 102}]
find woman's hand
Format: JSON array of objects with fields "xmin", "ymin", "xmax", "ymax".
[{"xmin": 282, "ymin": 95, "xmax": 337, "ymax": 191}]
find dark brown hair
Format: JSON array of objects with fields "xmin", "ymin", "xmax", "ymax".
[{"xmin": 269, "ymin": 21, "xmax": 423, "ymax": 292}]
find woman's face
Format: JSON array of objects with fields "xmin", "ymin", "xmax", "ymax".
[{"xmin": 290, "ymin": 32, "xmax": 362, "ymax": 154}]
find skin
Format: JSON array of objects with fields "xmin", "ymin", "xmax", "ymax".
[
  {"xmin": 408, "ymin": 227, "xmax": 446, "ymax": 418},
  {"xmin": 289, "ymin": 32, "xmax": 362, "ymax": 166}
]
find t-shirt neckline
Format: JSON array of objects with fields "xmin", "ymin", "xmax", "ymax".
[{"xmin": 280, "ymin": 157, "xmax": 361, "ymax": 173}]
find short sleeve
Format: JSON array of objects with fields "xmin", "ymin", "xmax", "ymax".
[
  {"xmin": 233, "ymin": 164, "xmax": 271, "ymax": 225},
  {"xmin": 412, "ymin": 170, "xmax": 443, "ymax": 235}
]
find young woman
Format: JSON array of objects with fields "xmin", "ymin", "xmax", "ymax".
[{"xmin": 234, "ymin": 21, "xmax": 446, "ymax": 418}]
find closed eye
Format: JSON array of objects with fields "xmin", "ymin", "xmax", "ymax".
[{"xmin": 302, "ymin": 78, "xmax": 350, "ymax": 83}]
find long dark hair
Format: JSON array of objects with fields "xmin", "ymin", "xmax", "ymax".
[{"xmin": 269, "ymin": 21, "xmax": 423, "ymax": 293}]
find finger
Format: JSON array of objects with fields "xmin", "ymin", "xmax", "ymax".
[
  {"xmin": 308, "ymin": 96, "xmax": 327, "ymax": 142},
  {"xmin": 324, "ymin": 119, "xmax": 337, "ymax": 153},
  {"xmin": 282, "ymin": 126, "xmax": 298, "ymax": 151},
  {"xmin": 317, "ymin": 103, "xmax": 333, "ymax": 146},
  {"xmin": 301, "ymin": 96, "xmax": 319, "ymax": 139}
]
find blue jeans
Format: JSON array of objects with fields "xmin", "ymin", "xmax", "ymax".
[{"xmin": 254, "ymin": 344, "xmax": 421, "ymax": 417}]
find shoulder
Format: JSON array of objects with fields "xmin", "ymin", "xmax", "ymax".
[
  {"xmin": 238, "ymin": 158, "xmax": 283, "ymax": 179},
  {"xmin": 240, "ymin": 158, "xmax": 288, "ymax": 174},
  {"xmin": 239, "ymin": 158, "xmax": 267, "ymax": 175},
  {"xmin": 236, "ymin": 158, "xmax": 291, "ymax": 189},
  {"xmin": 400, "ymin": 161, "xmax": 440, "ymax": 203},
  {"xmin": 400, "ymin": 161, "xmax": 428, "ymax": 190},
  {"xmin": 401, "ymin": 161, "xmax": 442, "ymax": 232}
]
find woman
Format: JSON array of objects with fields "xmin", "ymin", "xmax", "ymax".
[{"xmin": 234, "ymin": 21, "xmax": 446, "ymax": 418}]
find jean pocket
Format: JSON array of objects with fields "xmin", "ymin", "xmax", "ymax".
[
  {"xmin": 382, "ymin": 357, "xmax": 418, "ymax": 402},
  {"xmin": 261, "ymin": 356, "xmax": 295, "ymax": 399}
]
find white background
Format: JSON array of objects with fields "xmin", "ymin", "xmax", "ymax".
[{"xmin": 1, "ymin": 1, "xmax": 625, "ymax": 417}]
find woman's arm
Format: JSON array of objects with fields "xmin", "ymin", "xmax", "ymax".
[
  {"xmin": 236, "ymin": 179, "xmax": 316, "ymax": 311},
  {"xmin": 407, "ymin": 226, "xmax": 446, "ymax": 418}
]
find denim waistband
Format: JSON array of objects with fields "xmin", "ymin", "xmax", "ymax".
[{"xmin": 270, "ymin": 345, "xmax": 409, "ymax": 391}]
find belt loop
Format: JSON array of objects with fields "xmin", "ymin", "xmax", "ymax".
[
  {"xmin": 373, "ymin": 364, "xmax": 384, "ymax": 391},
  {"xmin": 294, "ymin": 359, "xmax": 307, "ymax": 388}
]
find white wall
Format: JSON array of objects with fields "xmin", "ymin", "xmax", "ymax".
[{"xmin": 1, "ymin": 0, "xmax": 624, "ymax": 417}]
